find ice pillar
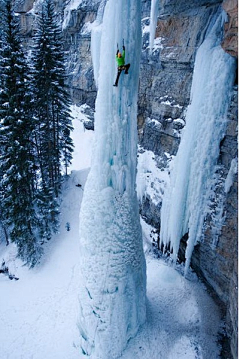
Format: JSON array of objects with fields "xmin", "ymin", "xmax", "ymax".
[
  {"xmin": 78, "ymin": 1, "xmax": 146, "ymax": 358},
  {"xmin": 149, "ymin": 0, "xmax": 159, "ymax": 53}
]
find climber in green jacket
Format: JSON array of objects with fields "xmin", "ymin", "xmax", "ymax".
[{"xmin": 113, "ymin": 44, "xmax": 130, "ymax": 87}]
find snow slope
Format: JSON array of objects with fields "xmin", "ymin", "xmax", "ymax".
[{"xmin": 0, "ymin": 105, "xmax": 222, "ymax": 359}]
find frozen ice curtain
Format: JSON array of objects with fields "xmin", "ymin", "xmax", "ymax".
[{"xmin": 160, "ymin": 10, "xmax": 236, "ymax": 275}]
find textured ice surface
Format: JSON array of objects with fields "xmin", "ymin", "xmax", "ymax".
[{"xmin": 78, "ymin": 0, "xmax": 146, "ymax": 358}]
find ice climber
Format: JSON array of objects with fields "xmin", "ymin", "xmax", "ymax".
[{"xmin": 113, "ymin": 44, "xmax": 130, "ymax": 87}]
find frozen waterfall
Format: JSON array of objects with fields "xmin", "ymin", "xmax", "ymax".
[
  {"xmin": 78, "ymin": 0, "xmax": 146, "ymax": 358},
  {"xmin": 160, "ymin": 11, "xmax": 236, "ymax": 275}
]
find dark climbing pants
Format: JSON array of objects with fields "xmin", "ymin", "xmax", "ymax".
[{"xmin": 114, "ymin": 64, "xmax": 130, "ymax": 86}]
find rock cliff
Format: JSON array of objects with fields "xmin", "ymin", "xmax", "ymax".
[
  {"xmin": 221, "ymin": 0, "xmax": 238, "ymax": 57},
  {"xmin": 14, "ymin": 0, "xmax": 238, "ymax": 358}
]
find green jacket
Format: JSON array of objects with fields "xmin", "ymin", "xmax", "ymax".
[{"xmin": 116, "ymin": 49, "xmax": 125, "ymax": 67}]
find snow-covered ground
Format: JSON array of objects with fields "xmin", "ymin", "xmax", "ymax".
[{"xmin": 0, "ymin": 105, "xmax": 222, "ymax": 359}]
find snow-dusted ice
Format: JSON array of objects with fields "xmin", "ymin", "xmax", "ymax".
[
  {"xmin": 160, "ymin": 10, "xmax": 237, "ymax": 274},
  {"xmin": 78, "ymin": 0, "xmax": 146, "ymax": 358}
]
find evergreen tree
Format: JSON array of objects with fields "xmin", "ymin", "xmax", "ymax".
[
  {"xmin": 32, "ymin": 0, "xmax": 74, "ymax": 198},
  {"xmin": 0, "ymin": 0, "xmax": 74, "ymax": 266},
  {"xmin": 0, "ymin": 0, "xmax": 43, "ymax": 267},
  {"xmin": 30, "ymin": 0, "xmax": 74, "ymax": 239}
]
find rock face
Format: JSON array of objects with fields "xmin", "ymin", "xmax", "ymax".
[
  {"xmin": 191, "ymin": 87, "xmax": 238, "ymax": 358},
  {"xmin": 221, "ymin": 0, "xmax": 238, "ymax": 57},
  {"xmin": 62, "ymin": 1, "xmax": 100, "ymax": 107},
  {"xmin": 15, "ymin": 0, "xmax": 238, "ymax": 358}
]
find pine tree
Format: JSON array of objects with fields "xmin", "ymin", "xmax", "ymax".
[
  {"xmin": 0, "ymin": 0, "xmax": 74, "ymax": 266},
  {"xmin": 30, "ymin": 0, "xmax": 74, "ymax": 238},
  {"xmin": 0, "ymin": 0, "xmax": 43, "ymax": 267},
  {"xmin": 32, "ymin": 0, "xmax": 74, "ymax": 197}
]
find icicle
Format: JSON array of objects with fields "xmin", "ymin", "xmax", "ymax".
[
  {"xmin": 160, "ymin": 10, "xmax": 237, "ymax": 276},
  {"xmin": 149, "ymin": 0, "xmax": 159, "ymax": 54}
]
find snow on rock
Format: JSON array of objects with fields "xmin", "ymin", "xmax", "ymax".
[
  {"xmin": 62, "ymin": 0, "xmax": 101, "ymax": 30},
  {"xmin": 78, "ymin": 0, "xmax": 146, "ymax": 358},
  {"xmin": 62, "ymin": 0, "xmax": 84, "ymax": 29},
  {"xmin": 160, "ymin": 10, "xmax": 237, "ymax": 275},
  {"xmin": 136, "ymin": 147, "xmax": 171, "ymax": 206}
]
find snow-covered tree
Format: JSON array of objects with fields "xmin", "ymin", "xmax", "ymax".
[
  {"xmin": 0, "ymin": 0, "xmax": 43, "ymax": 266},
  {"xmin": 0, "ymin": 0, "xmax": 74, "ymax": 266},
  {"xmin": 31, "ymin": 0, "xmax": 74, "ymax": 197}
]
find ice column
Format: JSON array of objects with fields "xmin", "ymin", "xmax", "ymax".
[
  {"xmin": 160, "ymin": 11, "xmax": 236, "ymax": 275},
  {"xmin": 91, "ymin": 0, "xmax": 107, "ymax": 87},
  {"xmin": 149, "ymin": 0, "xmax": 159, "ymax": 53},
  {"xmin": 78, "ymin": 1, "xmax": 146, "ymax": 358}
]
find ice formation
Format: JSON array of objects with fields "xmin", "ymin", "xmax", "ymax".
[
  {"xmin": 149, "ymin": 0, "xmax": 159, "ymax": 53},
  {"xmin": 160, "ymin": 10, "xmax": 236, "ymax": 275},
  {"xmin": 224, "ymin": 157, "xmax": 238, "ymax": 193},
  {"xmin": 78, "ymin": 0, "xmax": 146, "ymax": 358},
  {"xmin": 91, "ymin": 0, "xmax": 107, "ymax": 87}
]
